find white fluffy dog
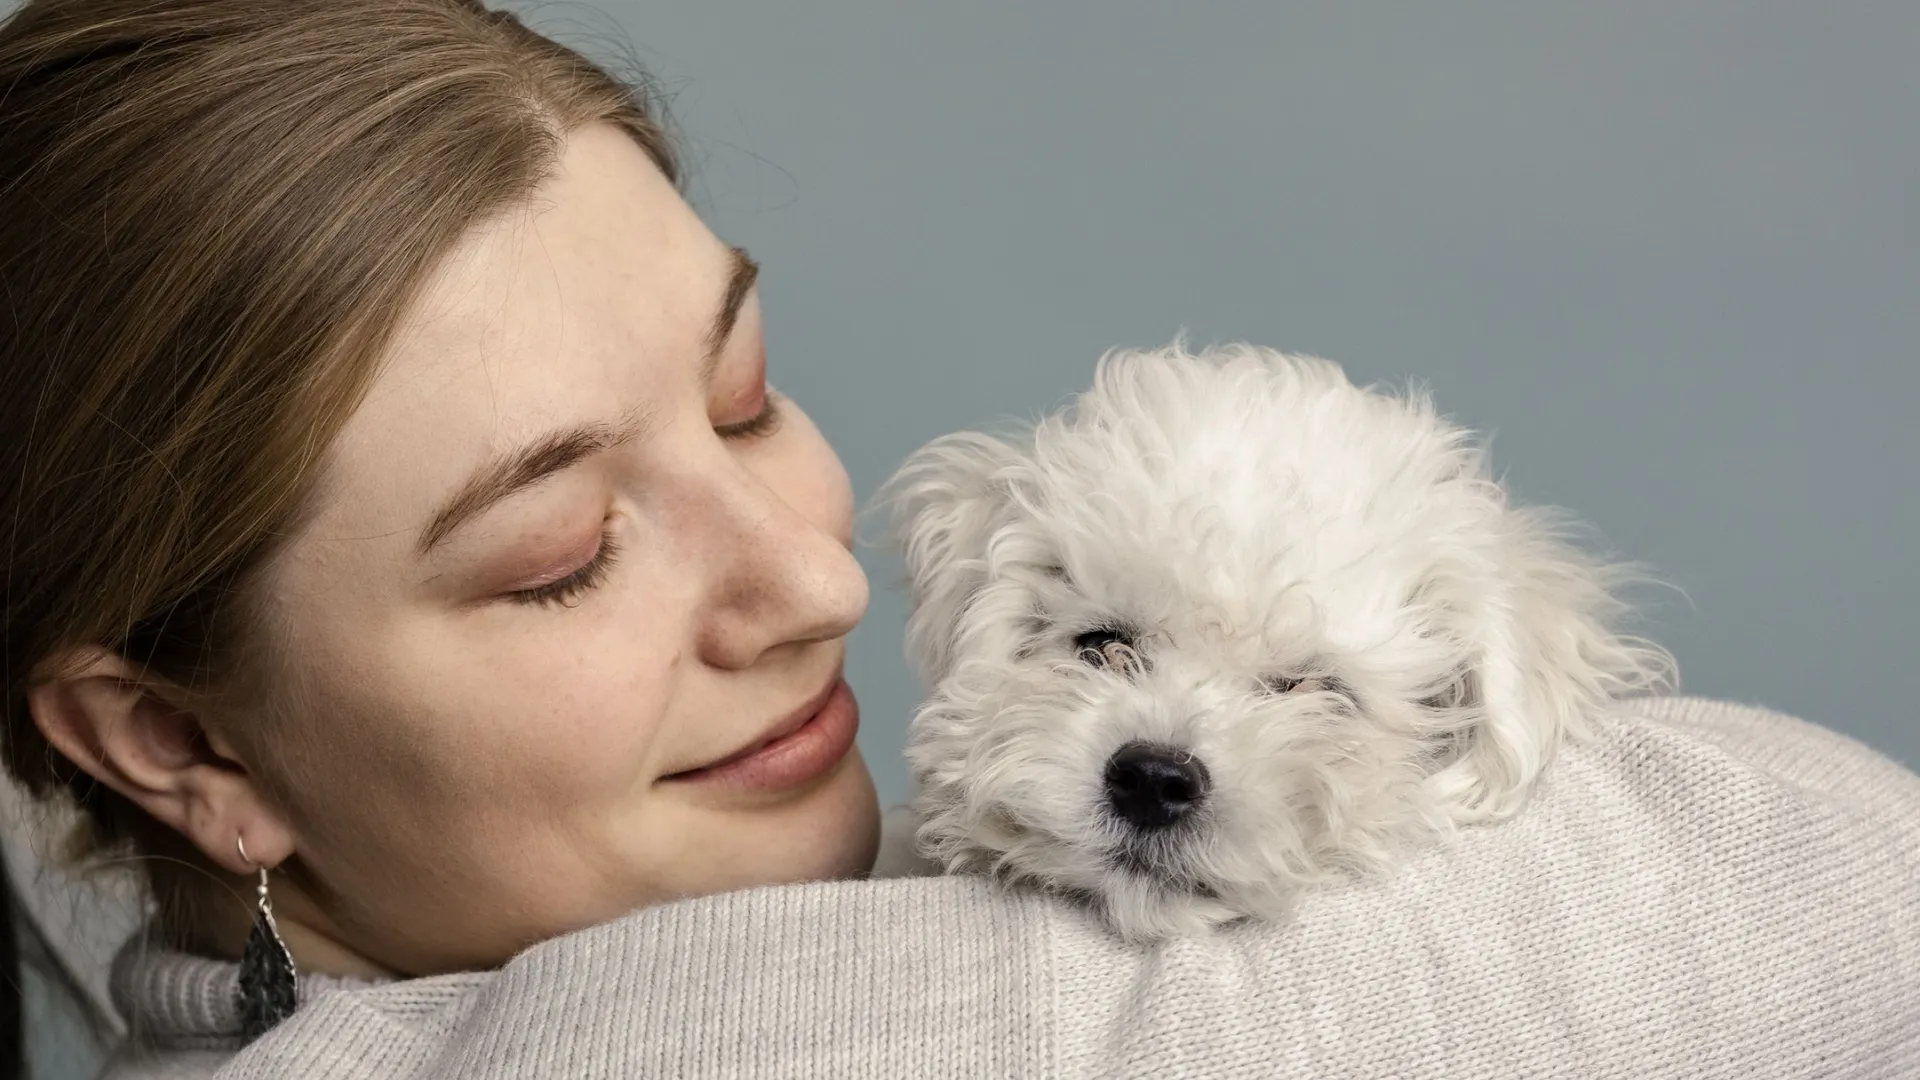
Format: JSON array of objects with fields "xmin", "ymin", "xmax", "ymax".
[{"xmin": 880, "ymin": 343, "xmax": 1673, "ymax": 941}]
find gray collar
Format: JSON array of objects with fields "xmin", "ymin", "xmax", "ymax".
[{"xmin": 109, "ymin": 929, "xmax": 388, "ymax": 1051}]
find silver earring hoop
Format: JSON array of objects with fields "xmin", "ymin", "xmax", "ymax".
[{"xmin": 234, "ymin": 835, "xmax": 299, "ymax": 1041}]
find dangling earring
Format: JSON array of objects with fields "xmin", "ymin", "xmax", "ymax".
[{"xmin": 234, "ymin": 836, "xmax": 298, "ymax": 1041}]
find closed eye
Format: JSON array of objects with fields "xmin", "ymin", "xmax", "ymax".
[
  {"xmin": 1261, "ymin": 674, "xmax": 1342, "ymax": 696},
  {"xmin": 715, "ymin": 390, "xmax": 783, "ymax": 439},
  {"xmin": 509, "ymin": 528, "xmax": 620, "ymax": 608}
]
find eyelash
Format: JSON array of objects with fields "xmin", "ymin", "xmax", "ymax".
[
  {"xmin": 507, "ymin": 390, "xmax": 777, "ymax": 609},
  {"xmin": 714, "ymin": 390, "xmax": 783, "ymax": 440},
  {"xmin": 509, "ymin": 530, "xmax": 621, "ymax": 609}
]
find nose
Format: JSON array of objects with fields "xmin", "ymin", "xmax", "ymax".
[
  {"xmin": 1104, "ymin": 741, "xmax": 1210, "ymax": 829},
  {"xmin": 694, "ymin": 450, "xmax": 868, "ymax": 670}
]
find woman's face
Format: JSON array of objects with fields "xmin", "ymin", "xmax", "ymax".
[{"xmin": 253, "ymin": 123, "xmax": 877, "ymax": 975}]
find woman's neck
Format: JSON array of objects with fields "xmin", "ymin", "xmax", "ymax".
[{"xmin": 162, "ymin": 860, "xmax": 398, "ymax": 981}]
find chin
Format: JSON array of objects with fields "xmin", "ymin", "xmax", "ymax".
[
  {"xmin": 753, "ymin": 747, "xmax": 882, "ymax": 885},
  {"xmin": 817, "ymin": 748, "xmax": 883, "ymax": 879}
]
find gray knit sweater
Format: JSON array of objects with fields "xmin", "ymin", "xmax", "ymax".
[{"xmin": 100, "ymin": 696, "xmax": 1918, "ymax": 1079}]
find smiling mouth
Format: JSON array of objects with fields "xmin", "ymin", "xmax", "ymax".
[
  {"xmin": 665, "ymin": 675, "xmax": 840, "ymax": 777},
  {"xmin": 655, "ymin": 672, "xmax": 859, "ymax": 793}
]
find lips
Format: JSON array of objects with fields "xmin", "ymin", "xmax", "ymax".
[
  {"xmin": 659, "ymin": 674, "xmax": 859, "ymax": 794},
  {"xmin": 681, "ymin": 677, "xmax": 839, "ymax": 772}
]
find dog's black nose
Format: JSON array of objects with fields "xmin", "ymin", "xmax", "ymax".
[{"xmin": 1104, "ymin": 742, "xmax": 1210, "ymax": 829}]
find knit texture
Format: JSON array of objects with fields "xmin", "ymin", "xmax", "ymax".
[
  {"xmin": 98, "ymin": 696, "xmax": 1920, "ymax": 1079},
  {"xmin": 97, "ymin": 934, "xmax": 379, "ymax": 1079}
]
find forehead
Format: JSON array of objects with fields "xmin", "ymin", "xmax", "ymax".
[{"xmin": 306, "ymin": 124, "xmax": 722, "ymax": 550}]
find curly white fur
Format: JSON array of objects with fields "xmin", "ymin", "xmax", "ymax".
[{"xmin": 879, "ymin": 343, "xmax": 1674, "ymax": 941}]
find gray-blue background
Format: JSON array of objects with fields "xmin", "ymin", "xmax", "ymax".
[
  {"xmin": 530, "ymin": 0, "xmax": 1919, "ymax": 807},
  {"xmin": 7, "ymin": 0, "xmax": 1916, "ymax": 801}
]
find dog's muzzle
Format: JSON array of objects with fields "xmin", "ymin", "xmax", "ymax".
[{"xmin": 1104, "ymin": 741, "xmax": 1210, "ymax": 830}]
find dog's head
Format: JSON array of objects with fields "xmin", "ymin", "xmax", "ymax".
[{"xmin": 880, "ymin": 344, "xmax": 1672, "ymax": 939}]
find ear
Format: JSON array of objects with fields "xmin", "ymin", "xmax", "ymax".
[
  {"xmin": 875, "ymin": 431, "xmax": 1027, "ymax": 685},
  {"xmin": 1426, "ymin": 511, "xmax": 1675, "ymax": 822},
  {"xmin": 25, "ymin": 646, "xmax": 299, "ymax": 875}
]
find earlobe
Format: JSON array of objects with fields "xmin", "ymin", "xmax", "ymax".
[{"xmin": 24, "ymin": 647, "xmax": 299, "ymax": 876}]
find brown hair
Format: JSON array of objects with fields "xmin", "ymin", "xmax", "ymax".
[{"xmin": 0, "ymin": 0, "xmax": 676, "ymax": 902}]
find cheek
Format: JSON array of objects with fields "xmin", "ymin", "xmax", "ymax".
[{"xmin": 277, "ymin": 608, "xmax": 677, "ymax": 834}]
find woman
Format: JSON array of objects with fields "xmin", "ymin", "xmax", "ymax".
[{"xmin": 2, "ymin": 1, "xmax": 1914, "ymax": 1077}]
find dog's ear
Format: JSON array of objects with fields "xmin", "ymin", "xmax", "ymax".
[
  {"xmin": 876, "ymin": 431, "xmax": 1027, "ymax": 685},
  {"xmin": 1424, "ymin": 511, "xmax": 1674, "ymax": 822}
]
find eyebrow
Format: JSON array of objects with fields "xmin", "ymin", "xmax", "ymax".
[{"xmin": 415, "ymin": 245, "xmax": 761, "ymax": 556}]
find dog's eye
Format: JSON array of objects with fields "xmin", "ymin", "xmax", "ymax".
[
  {"xmin": 1073, "ymin": 627, "xmax": 1131, "ymax": 653},
  {"xmin": 1261, "ymin": 674, "xmax": 1329, "ymax": 695},
  {"xmin": 1073, "ymin": 626, "xmax": 1141, "ymax": 671}
]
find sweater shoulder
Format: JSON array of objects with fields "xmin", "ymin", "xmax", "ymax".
[
  {"xmin": 206, "ymin": 973, "xmax": 487, "ymax": 1079},
  {"xmin": 1605, "ymin": 694, "xmax": 1920, "ymax": 834}
]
